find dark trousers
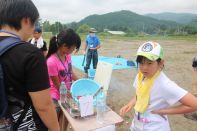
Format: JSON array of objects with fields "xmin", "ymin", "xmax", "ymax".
[{"xmin": 84, "ymin": 50, "xmax": 98, "ymax": 73}]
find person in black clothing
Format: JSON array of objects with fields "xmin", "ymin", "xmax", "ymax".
[
  {"xmin": 29, "ymin": 27, "xmax": 48, "ymax": 57},
  {"xmin": 0, "ymin": 0, "xmax": 60, "ymax": 131}
]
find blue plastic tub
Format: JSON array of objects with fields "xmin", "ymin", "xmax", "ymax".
[
  {"xmin": 70, "ymin": 79, "xmax": 101, "ymax": 104},
  {"xmin": 88, "ymin": 69, "xmax": 96, "ymax": 79}
]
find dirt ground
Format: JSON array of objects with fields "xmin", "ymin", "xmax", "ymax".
[{"xmin": 73, "ymin": 38, "xmax": 197, "ymax": 131}]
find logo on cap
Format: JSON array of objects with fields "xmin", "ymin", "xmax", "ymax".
[{"xmin": 141, "ymin": 43, "xmax": 153, "ymax": 52}]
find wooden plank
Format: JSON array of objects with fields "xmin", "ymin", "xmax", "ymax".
[
  {"xmin": 59, "ymin": 101, "xmax": 123, "ymax": 131},
  {"xmin": 94, "ymin": 61, "xmax": 113, "ymax": 92}
]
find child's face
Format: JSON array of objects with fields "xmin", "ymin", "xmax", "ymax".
[
  {"xmin": 59, "ymin": 44, "xmax": 76, "ymax": 55},
  {"xmin": 139, "ymin": 57, "xmax": 162, "ymax": 78},
  {"xmin": 33, "ymin": 32, "xmax": 41, "ymax": 39}
]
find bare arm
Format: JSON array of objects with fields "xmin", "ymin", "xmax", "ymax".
[
  {"xmin": 120, "ymin": 95, "xmax": 136, "ymax": 116},
  {"xmin": 50, "ymin": 76, "xmax": 61, "ymax": 90},
  {"xmin": 29, "ymin": 89, "xmax": 60, "ymax": 131},
  {"xmin": 152, "ymin": 93, "xmax": 197, "ymax": 115},
  {"xmin": 83, "ymin": 43, "xmax": 88, "ymax": 54},
  {"xmin": 72, "ymin": 70, "xmax": 78, "ymax": 81},
  {"xmin": 95, "ymin": 44, "xmax": 101, "ymax": 50}
]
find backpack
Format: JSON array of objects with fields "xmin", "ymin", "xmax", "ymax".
[{"xmin": 0, "ymin": 36, "xmax": 29, "ymax": 130}]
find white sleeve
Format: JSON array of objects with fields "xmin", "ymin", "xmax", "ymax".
[
  {"xmin": 133, "ymin": 75, "xmax": 138, "ymax": 90},
  {"xmin": 161, "ymin": 81, "xmax": 188, "ymax": 105}
]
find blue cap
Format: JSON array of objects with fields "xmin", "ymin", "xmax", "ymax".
[{"xmin": 34, "ymin": 27, "xmax": 42, "ymax": 33}]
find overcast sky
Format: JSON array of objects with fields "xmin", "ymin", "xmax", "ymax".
[{"xmin": 33, "ymin": 0, "xmax": 197, "ymax": 23}]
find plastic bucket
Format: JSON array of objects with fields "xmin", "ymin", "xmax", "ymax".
[
  {"xmin": 70, "ymin": 78, "xmax": 100, "ymax": 103},
  {"xmin": 88, "ymin": 69, "xmax": 96, "ymax": 79}
]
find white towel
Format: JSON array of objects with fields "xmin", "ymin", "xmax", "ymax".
[{"xmin": 30, "ymin": 37, "xmax": 44, "ymax": 49}]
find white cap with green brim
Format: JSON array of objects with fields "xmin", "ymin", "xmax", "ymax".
[{"xmin": 136, "ymin": 41, "xmax": 164, "ymax": 61}]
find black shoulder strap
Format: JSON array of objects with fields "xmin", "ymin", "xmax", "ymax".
[
  {"xmin": 0, "ymin": 37, "xmax": 24, "ymax": 56},
  {"xmin": 0, "ymin": 37, "xmax": 29, "ymax": 130}
]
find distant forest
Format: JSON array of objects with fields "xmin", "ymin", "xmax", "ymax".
[{"xmin": 38, "ymin": 10, "xmax": 197, "ymax": 36}]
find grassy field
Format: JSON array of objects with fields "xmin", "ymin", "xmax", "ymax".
[
  {"xmin": 79, "ymin": 33, "xmax": 197, "ymax": 41},
  {"xmin": 43, "ymin": 33, "xmax": 197, "ymax": 48}
]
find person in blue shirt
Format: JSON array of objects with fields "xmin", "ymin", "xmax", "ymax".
[{"xmin": 84, "ymin": 28, "xmax": 101, "ymax": 73}]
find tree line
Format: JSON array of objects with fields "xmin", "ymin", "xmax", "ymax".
[{"xmin": 38, "ymin": 20, "xmax": 197, "ymax": 36}]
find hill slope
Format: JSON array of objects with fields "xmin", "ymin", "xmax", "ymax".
[
  {"xmin": 78, "ymin": 10, "xmax": 181, "ymax": 33},
  {"xmin": 145, "ymin": 12, "xmax": 197, "ymax": 25}
]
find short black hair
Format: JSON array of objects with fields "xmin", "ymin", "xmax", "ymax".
[
  {"xmin": 56, "ymin": 28, "xmax": 81, "ymax": 50},
  {"xmin": 136, "ymin": 56, "xmax": 161, "ymax": 63},
  {"xmin": 136, "ymin": 56, "xmax": 162, "ymax": 69},
  {"xmin": 0, "ymin": 0, "xmax": 39, "ymax": 30}
]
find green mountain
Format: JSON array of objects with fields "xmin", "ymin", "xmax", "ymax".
[
  {"xmin": 145, "ymin": 12, "xmax": 197, "ymax": 25},
  {"xmin": 78, "ymin": 10, "xmax": 181, "ymax": 34}
]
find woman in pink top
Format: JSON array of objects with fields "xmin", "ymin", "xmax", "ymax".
[{"xmin": 46, "ymin": 28, "xmax": 81, "ymax": 129}]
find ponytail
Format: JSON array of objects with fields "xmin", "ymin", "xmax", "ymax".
[
  {"xmin": 46, "ymin": 28, "xmax": 81, "ymax": 59},
  {"xmin": 46, "ymin": 36, "xmax": 58, "ymax": 59}
]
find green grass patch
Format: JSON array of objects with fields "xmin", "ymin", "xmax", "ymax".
[
  {"xmin": 78, "ymin": 33, "xmax": 197, "ymax": 42},
  {"xmin": 43, "ymin": 32, "xmax": 197, "ymax": 43}
]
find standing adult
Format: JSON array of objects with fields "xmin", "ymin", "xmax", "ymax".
[
  {"xmin": 84, "ymin": 28, "xmax": 101, "ymax": 73},
  {"xmin": 29, "ymin": 27, "xmax": 48, "ymax": 57},
  {"xmin": 0, "ymin": 0, "xmax": 60, "ymax": 130}
]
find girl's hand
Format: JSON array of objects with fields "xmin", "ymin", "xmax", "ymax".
[
  {"xmin": 152, "ymin": 110, "xmax": 167, "ymax": 120},
  {"xmin": 152, "ymin": 108, "xmax": 168, "ymax": 115},
  {"xmin": 119, "ymin": 104, "xmax": 132, "ymax": 116},
  {"xmin": 151, "ymin": 109, "xmax": 164, "ymax": 115},
  {"xmin": 120, "ymin": 96, "xmax": 136, "ymax": 116},
  {"xmin": 66, "ymin": 91, "xmax": 72, "ymax": 98}
]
